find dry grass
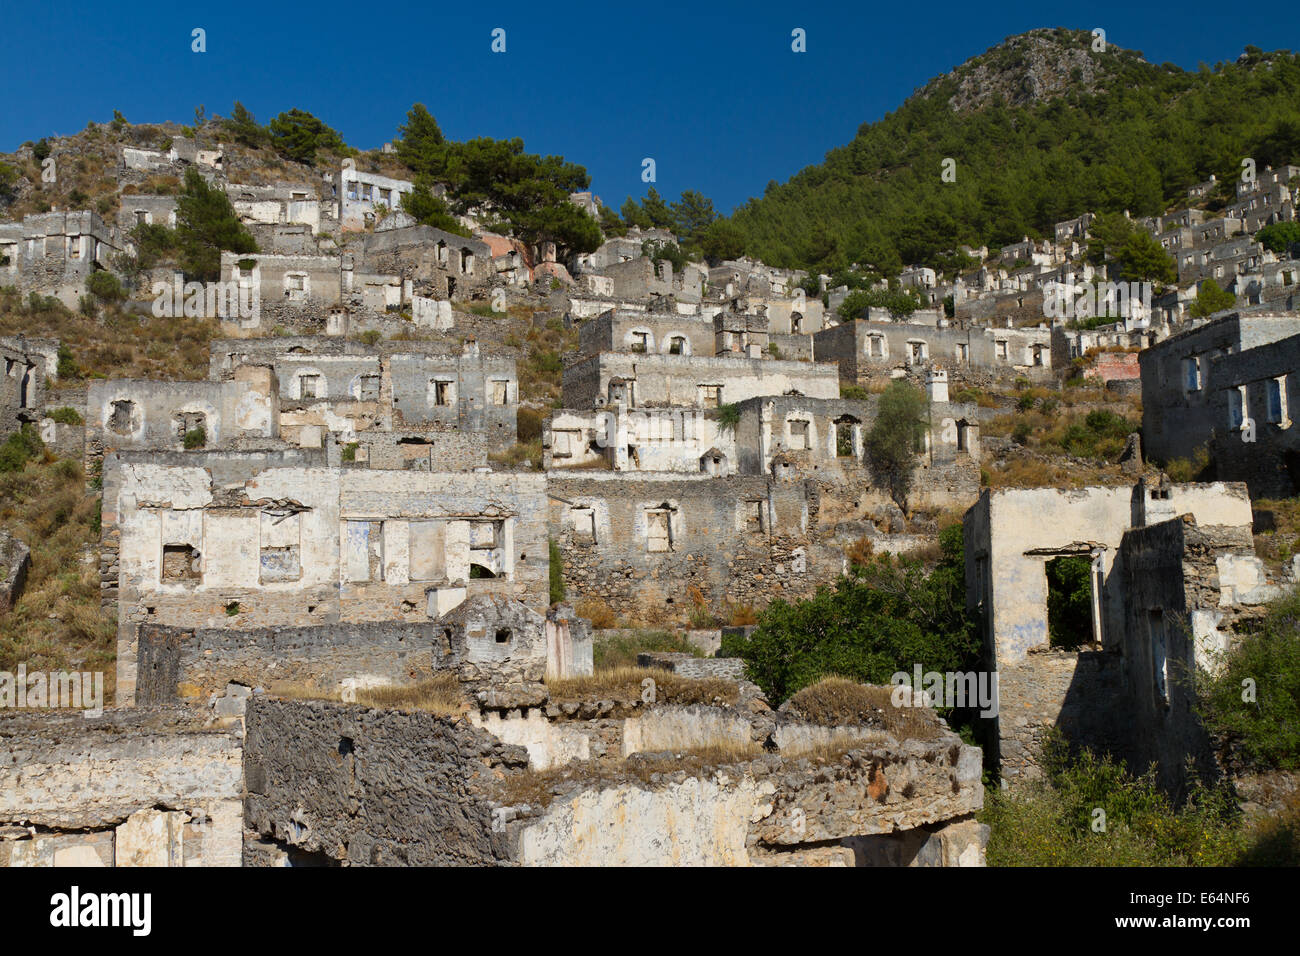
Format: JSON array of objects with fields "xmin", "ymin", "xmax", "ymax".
[
  {"xmin": 1252, "ymin": 497, "xmax": 1300, "ymax": 573},
  {"xmin": 354, "ymin": 673, "xmax": 466, "ymax": 715},
  {"xmin": 546, "ymin": 665, "xmax": 739, "ymax": 707},
  {"xmin": 590, "ymin": 628, "xmax": 702, "ymax": 668},
  {"xmin": 0, "ymin": 453, "xmax": 115, "ymax": 693},
  {"xmin": 983, "ymin": 453, "xmax": 1131, "ymax": 489},
  {"xmin": 487, "ymin": 440, "xmax": 542, "ymax": 470},
  {"xmin": 722, "ymin": 601, "xmax": 759, "ymax": 626},
  {"xmin": 495, "ymin": 741, "xmax": 763, "ymax": 809},
  {"xmin": 0, "ymin": 294, "xmax": 219, "ymax": 383},
  {"xmin": 783, "ymin": 677, "xmax": 943, "ymax": 741},
  {"xmin": 574, "ymin": 597, "xmax": 618, "ymax": 629}
]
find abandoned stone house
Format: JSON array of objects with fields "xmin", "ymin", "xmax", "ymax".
[
  {"xmin": 0, "ymin": 211, "xmax": 125, "ymax": 306},
  {"xmin": 218, "ymin": 251, "xmax": 341, "ymax": 329},
  {"xmin": 103, "ymin": 453, "xmax": 549, "ymax": 704},
  {"xmin": 116, "ymin": 194, "xmax": 177, "ymax": 232},
  {"xmin": 963, "ymin": 478, "xmax": 1279, "ymax": 790},
  {"xmin": 1140, "ymin": 311, "xmax": 1300, "ymax": 495},
  {"xmin": 336, "ymin": 167, "xmax": 414, "ymax": 231},
  {"xmin": 549, "ymin": 472, "xmax": 829, "ymax": 616},
  {"xmin": 562, "ymin": 351, "xmax": 840, "ymax": 410},
  {"xmin": 226, "ymin": 182, "xmax": 323, "ymax": 234},
  {"xmin": 210, "ymin": 337, "xmax": 518, "ymax": 452},
  {"xmin": 358, "ymin": 224, "xmax": 492, "ymax": 301},
  {"xmin": 814, "ymin": 317, "xmax": 1053, "ymax": 384},
  {"xmin": 544, "ymin": 378, "xmax": 978, "ymax": 509},
  {"xmin": 86, "ymin": 366, "xmax": 279, "ymax": 459},
  {"xmin": 0, "ymin": 336, "xmax": 51, "ymax": 436}
]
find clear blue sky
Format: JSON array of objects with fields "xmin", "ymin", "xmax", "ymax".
[{"xmin": 2, "ymin": 1, "xmax": 1295, "ymax": 215}]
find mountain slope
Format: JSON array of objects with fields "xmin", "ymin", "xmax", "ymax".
[{"xmin": 726, "ymin": 28, "xmax": 1300, "ymax": 275}]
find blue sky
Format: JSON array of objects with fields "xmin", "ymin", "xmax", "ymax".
[{"xmin": 2, "ymin": 1, "xmax": 1295, "ymax": 215}]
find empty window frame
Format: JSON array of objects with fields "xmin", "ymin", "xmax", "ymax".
[
  {"xmin": 699, "ymin": 384, "xmax": 723, "ymax": 408},
  {"xmin": 645, "ymin": 508, "xmax": 673, "ymax": 552},
  {"xmin": 788, "ymin": 419, "xmax": 810, "ymax": 450},
  {"xmin": 298, "ymin": 374, "xmax": 322, "ymax": 400},
  {"xmin": 161, "ymin": 543, "xmax": 201, "ymax": 583},
  {"xmin": 431, "ymin": 379, "xmax": 456, "ymax": 407},
  {"xmin": 1267, "ymin": 376, "xmax": 1288, "ymax": 424},
  {"xmin": 1228, "ymin": 385, "xmax": 1247, "ymax": 429},
  {"xmin": 491, "ymin": 380, "xmax": 510, "ymax": 405},
  {"xmin": 358, "ymin": 374, "xmax": 381, "ymax": 402},
  {"xmin": 260, "ymin": 509, "xmax": 302, "ymax": 583},
  {"xmin": 1185, "ymin": 357, "xmax": 1201, "ymax": 392}
]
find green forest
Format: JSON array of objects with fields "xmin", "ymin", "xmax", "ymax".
[{"xmin": 714, "ymin": 30, "xmax": 1300, "ymax": 276}]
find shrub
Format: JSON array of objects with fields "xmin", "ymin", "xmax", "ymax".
[
  {"xmin": 517, "ymin": 406, "xmax": 545, "ymax": 444},
  {"xmin": 341, "ymin": 442, "xmax": 359, "ymax": 462},
  {"xmin": 182, "ymin": 427, "xmax": 206, "ymax": 449},
  {"xmin": 0, "ymin": 425, "xmax": 44, "ymax": 473},
  {"xmin": 225, "ymin": 601, "xmax": 240, "ymax": 616},
  {"xmin": 715, "ymin": 402, "xmax": 740, "ymax": 433},
  {"xmin": 1165, "ymin": 445, "xmax": 1211, "ymax": 482},
  {"xmin": 86, "ymin": 270, "xmax": 125, "ymax": 303},
  {"xmin": 722, "ymin": 525, "xmax": 978, "ymax": 705},
  {"xmin": 982, "ymin": 734, "xmax": 1250, "ymax": 866},
  {"xmin": 865, "ymin": 380, "xmax": 927, "ymax": 508},
  {"xmin": 358, "ymin": 329, "xmax": 382, "ymax": 346},
  {"xmin": 548, "ymin": 538, "xmax": 565, "ymax": 604},
  {"xmin": 47, "ymin": 407, "xmax": 83, "ymax": 425},
  {"xmin": 840, "ymin": 384, "xmax": 870, "ymax": 400},
  {"xmin": 1198, "ymin": 587, "xmax": 1300, "ymax": 771},
  {"xmin": 56, "ymin": 344, "xmax": 81, "ymax": 380}
]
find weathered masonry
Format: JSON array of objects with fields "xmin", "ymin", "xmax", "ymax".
[
  {"xmin": 104, "ymin": 454, "xmax": 549, "ymax": 704},
  {"xmin": 814, "ymin": 319, "xmax": 1053, "ymax": 385},
  {"xmin": 962, "ymin": 479, "xmax": 1271, "ymax": 787},
  {"xmin": 562, "ymin": 351, "xmax": 840, "ymax": 409},
  {"xmin": 1140, "ymin": 312, "xmax": 1300, "ymax": 496}
]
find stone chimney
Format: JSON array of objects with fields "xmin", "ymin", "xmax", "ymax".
[{"xmin": 926, "ymin": 368, "xmax": 949, "ymax": 404}]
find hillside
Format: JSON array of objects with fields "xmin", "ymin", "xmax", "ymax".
[{"xmin": 726, "ymin": 28, "xmax": 1300, "ymax": 275}]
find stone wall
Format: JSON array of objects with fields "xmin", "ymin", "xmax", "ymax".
[
  {"xmin": 243, "ymin": 697, "xmax": 518, "ymax": 865},
  {"xmin": 550, "ymin": 473, "xmax": 832, "ymax": 618},
  {"xmin": 995, "ymin": 649, "xmax": 1127, "ymax": 784},
  {"xmin": 0, "ymin": 708, "xmax": 243, "ymax": 867}
]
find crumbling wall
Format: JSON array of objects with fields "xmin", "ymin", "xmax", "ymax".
[
  {"xmin": 0, "ymin": 708, "xmax": 243, "ymax": 867},
  {"xmin": 242, "ymin": 697, "xmax": 519, "ymax": 865},
  {"xmin": 550, "ymin": 473, "xmax": 830, "ymax": 618}
]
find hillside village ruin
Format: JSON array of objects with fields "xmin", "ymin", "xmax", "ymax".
[{"xmin": 1, "ymin": 114, "xmax": 1299, "ymax": 868}]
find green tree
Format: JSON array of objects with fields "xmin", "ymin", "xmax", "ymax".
[
  {"xmin": 400, "ymin": 180, "xmax": 470, "ymax": 235},
  {"xmin": 1199, "ymin": 586, "xmax": 1300, "ymax": 771},
  {"xmin": 866, "ymin": 380, "xmax": 928, "ymax": 509},
  {"xmin": 620, "ymin": 196, "xmax": 651, "ymax": 229},
  {"xmin": 720, "ymin": 525, "xmax": 979, "ymax": 705},
  {"xmin": 0, "ymin": 161, "xmax": 17, "ymax": 205},
  {"xmin": 670, "ymin": 190, "xmax": 718, "ymax": 242},
  {"xmin": 638, "ymin": 188, "xmax": 675, "ymax": 230},
  {"xmin": 1256, "ymin": 221, "xmax": 1300, "ymax": 254},
  {"xmin": 598, "ymin": 204, "xmax": 627, "ymax": 238},
  {"xmin": 174, "ymin": 168, "xmax": 258, "ymax": 281},
  {"xmin": 838, "ymin": 286, "xmax": 922, "ymax": 320},
  {"xmin": 224, "ymin": 101, "xmax": 268, "ymax": 148},
  {"xmin": 268, "ymin": 108, "xmax": 345, "ymax": 165},
  {"xmin": 1188, "ymin": 278, "xmax": 1236, "ymax": 318},
  {"xmin": 395, "ymin": 103, "xmax": 447, "ymax": 178},
  {"xmin": 699, "ymin": 219, "xmax": 745, "ymax": 263},
  {"xmin": 1116, "ymin": 229, "xmax": 1177, "ymax": 285}
]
